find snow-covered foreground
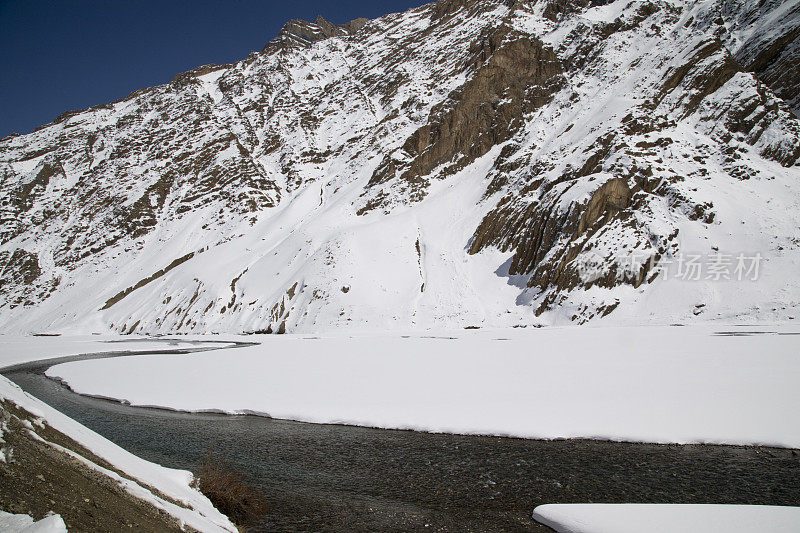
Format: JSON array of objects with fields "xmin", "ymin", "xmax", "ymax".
[
  {"xmin": 0, "ymin": 374, "xmax": 236, "ymax": 532},
  {"xmin": 0, "ymin": 511, "xmax": 67, "ymax": 533},
  {"xmin": 42, "ymin": 325, "xmax": 800, "ymax": 448},
  {"xmin": 532, "ymin": 504, "xmax": 800, "ymax": 533}
]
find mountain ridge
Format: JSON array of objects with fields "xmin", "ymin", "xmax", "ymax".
[{"xmin": 1, "ymin": 0, "xmax": 799, "ymax": 334}]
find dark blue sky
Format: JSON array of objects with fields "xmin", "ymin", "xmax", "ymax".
[{"xmin": 0, "ymin": 0, "xmax": 428, "ymax": 139}]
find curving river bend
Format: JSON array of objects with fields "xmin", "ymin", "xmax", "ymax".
[{"xmin": 3, "ymin": 340, "xmax": 799, "ymax": 532}]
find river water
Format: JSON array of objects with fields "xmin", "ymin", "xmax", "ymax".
[{"xmin": 4, "ymin": 345, "xmax": 799, "ymax": 532}]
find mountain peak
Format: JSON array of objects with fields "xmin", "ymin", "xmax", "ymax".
[{"xmin": 263, "ymin": 14, "xmax": 369, "ymax": 51}]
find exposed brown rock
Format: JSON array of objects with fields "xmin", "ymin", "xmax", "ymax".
[
  {"xmin": 368, "ymin": 25, "xmax": 563, "ymax": 197},
  {"xmin": 432, "ymin": 0, "xmax": 492, "ymax": 20},
  {"xmin": 723, "ymin": 0, "xmax": 800, "ymax": 117},
  {"xmin": 0, "ymin": 401, "xmax": 199, "ymax": 533},
  {"xmin": 658, "ymin": 39, "xmax": 741, "ymax": 117},
  {"xmin": 171, "ymin": 64, "xmax": 231, "ymax": 88},
  {"xmin": 101, "ymin": 250, "xmax": 201, "ymax": 310},
  {"xmin": 263, "ymin": 15, "xmax": 369, "ymax": 51},
  {"xmin": 0, "ymin": 249, "xmax": 41, "ymax": 289},
  {"xmin": 576, "ymin": 178, "xmax": 632, "ymax": 235},
  {"xmin": 538, "ymin": 0, "xmax": 610, "ymax": 23}
]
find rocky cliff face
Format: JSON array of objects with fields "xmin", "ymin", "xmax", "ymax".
[
  {"xmin": 1, "ymin": 0, "xmax": 799, "ymax": 334},
  {"xmin": 265, "ymin": 15, "xmax": 370, "ymax": 50}
]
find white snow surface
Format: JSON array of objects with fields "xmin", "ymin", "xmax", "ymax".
[
  {"xmin": 0, "ymin": 512, "xmax": 67, "ymax": 533},
  {"xmin": 0, "ymin": 374, "xmax": 237, "ymax": 532},
  {"xmin": 531, "ymin": 504, "xmax": 800, "ymax": 533},
  {"xmin": 0, "ymin": 334, "xmax": 238, "ymax": 370},
  {"xmin": 41, "ymin": 325, "xmax": 800, "ymax": 448}
]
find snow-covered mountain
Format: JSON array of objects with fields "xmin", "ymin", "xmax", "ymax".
[{"xmin": 1, "ymin": 0, "xmax": 799, "ymax": 334}]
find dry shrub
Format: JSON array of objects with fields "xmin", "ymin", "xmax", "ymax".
[{"xmin": 194, "ymin": 448, "xmax": 268, "ymax": 527}]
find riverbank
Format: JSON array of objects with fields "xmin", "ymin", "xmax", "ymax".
[{"xmin": 0, "ymin": 375, "xmax": 237, "ymax": 532}]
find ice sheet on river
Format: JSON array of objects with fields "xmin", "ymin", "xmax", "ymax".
[
  {"xmin": 36, "ymin": 325, "xmax": 800, "ymax": 448},
  {"xmin": 532, "ymin": 504, "xmax": 800, "ymax": 533}
]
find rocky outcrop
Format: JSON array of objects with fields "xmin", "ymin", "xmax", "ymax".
[
  {"xmin": 366, "ymin": 25, "xmax": 563, "ymax": 205},
  {"xmin": 0, "ymin": 248, "xmax": 57, "ymax": 312},
  {"xmin": 657, "ymin": 38, "xmax": 740, "ymax": 117},
  {"xmin": 171, "ymin": 64, "xmax": 230, "ymax": 87},
  {"xmin": 716, "ymin": 0, "xmax": 800, "ymax": 117},
  {"xmin": 537, "ymin": 0, "xmax": 613, "ymax": 22},
  {"xmin": 0, "ymin": 249, "xmax": 41, "ymax": 289},
  {"xmin": 263, "ymin": 15, "xmax": 369, "ymax": 50},
  {"xmin": 469, "ymin": 172, "xmax": 648, "ymax": 293},
  {"xmin": 744, "ymin": 28, "xmax": 800, "ymax": 118},
  {"xmin": 432, "ymin": 0, "xmax": 489, "ymax": 19},
  {"xmin": 465, "ymin": 0, "xmax": 799, "ymax": 319},
  {"xmin": 1, "ymin": 158, "xmax": 61, "ymax": 244},
  {"xmin": 576, "ymin": 178, "xmax": 632, "ymax": 235}
]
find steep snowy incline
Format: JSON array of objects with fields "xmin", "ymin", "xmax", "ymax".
[{"xmin": 1, "ymin": 0, "xmax": 799, "ymax": 334}]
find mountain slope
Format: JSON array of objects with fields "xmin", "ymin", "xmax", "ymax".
[{"xmin": 1, "ymin": 0, "xmax": 799, "ymax": 334}]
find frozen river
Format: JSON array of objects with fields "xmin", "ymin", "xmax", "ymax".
[{"xmin": 4, "ymin": 341, "xmax": 799, "ymax": 532}]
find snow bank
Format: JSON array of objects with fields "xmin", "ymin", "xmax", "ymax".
[
  {"xmin": 532, "ymin": 504, "xmax": 800, "ymax": 533},
  {"xmin": 0, "ymin": 512, "xmax": 67, "ymax": 533},
  {"xmin": 0, "ymin": 376, "xmax": 236, "ymax": 532},
  {"xmin": 45, "ymin": 325, "xmax": 800, "ymax": 448}
]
